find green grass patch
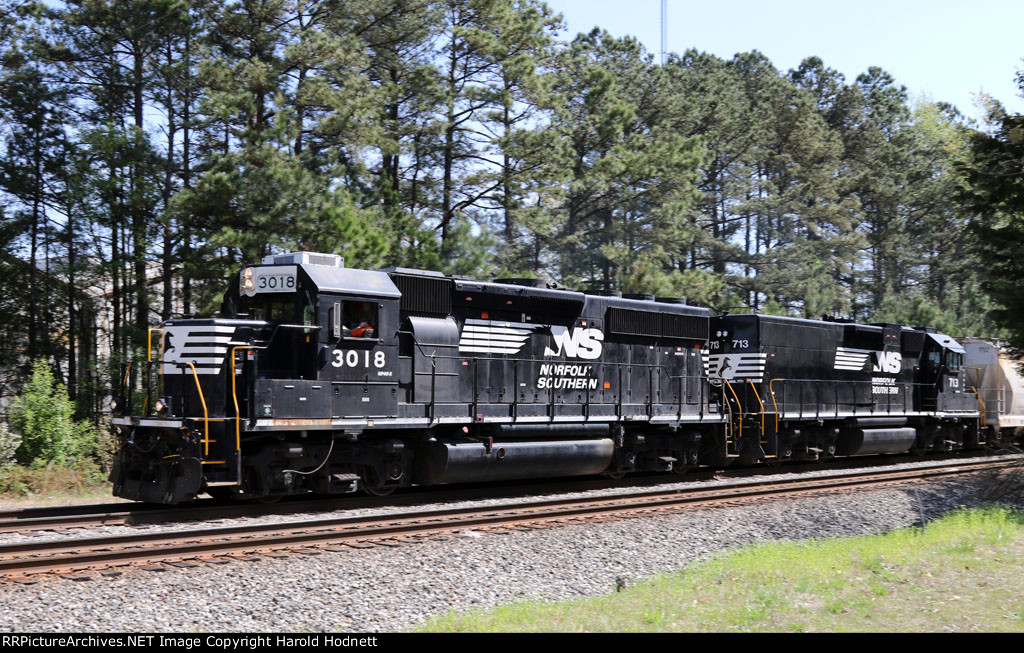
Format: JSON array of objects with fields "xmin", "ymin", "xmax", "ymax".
[
  {"xmin": 418, "ymin": 507, "xmax": 1024, "ymax": 633},
  {"xmin": 0, "ymin": 460, "xmax": 108, "ymax": 502}
]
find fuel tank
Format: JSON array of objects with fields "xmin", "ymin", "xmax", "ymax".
[
  {"xmin": 414, "ymin": 437, "xmax": 614, "ymax": 485},
  {"xmin": 835, "ymin": 427, "xmax": 917, "ymax": 456}
]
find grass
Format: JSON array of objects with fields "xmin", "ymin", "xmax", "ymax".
[
  {"xmin": 0, "ymin": 461, "xmax": 113, "ymax": 508},
  {"xmin": 418, "ymin": 507, "xmax": 1024, "ymax": 633}
]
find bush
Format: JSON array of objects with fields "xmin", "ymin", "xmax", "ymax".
[
  {"xmin": 0, "ymin": 422, "xmax": 20, "ymax": 469},
  {"xmin": 8, "ymin": 360, "xmax": 99, "ymax": 466}
]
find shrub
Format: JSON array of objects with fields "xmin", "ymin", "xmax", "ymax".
[
  {"xmin": 0, "ymin": 422, "xmax": 20, "ymax": 469},
  {"xmin": 8, "ymin": 360, "xmax": 98, "ymax": 466}
]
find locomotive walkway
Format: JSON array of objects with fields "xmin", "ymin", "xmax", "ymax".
[{"xmin": 0, "ymin": 455, "xmax": 1019, "ymax": 581}]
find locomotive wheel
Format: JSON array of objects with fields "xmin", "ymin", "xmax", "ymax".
[
  {"xmin": 205, "ymin": 487, "xmax": 237, "ymax": 501},
  {"xmin": 363, "ymin": 483, "xmax": 396, "ymax": 496},
  {"xmin": 361, "ymin": 467, "xmax": 397, "ymax": 496},
  {"xmin": 604, "ymin": 469, "xmax": 626, "ymax": 480},
  {"xmin": 253, "ymin": 494, "xmax": 283, "ymax": 504}
]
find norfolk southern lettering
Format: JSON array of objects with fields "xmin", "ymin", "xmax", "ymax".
[{"xmin": 537, "ymin": 363, "xmax": 598, "ymax": 390}]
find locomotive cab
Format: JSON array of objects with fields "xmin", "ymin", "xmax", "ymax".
[
  {"xmin": 915, "ymin": 331, "xmax": 973, "ymax": 414},
  {"xmin": 110, "ymin": 252, "xmax": 404, "ymax": 502}
]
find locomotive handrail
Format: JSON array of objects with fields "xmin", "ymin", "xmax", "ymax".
[
  {"xmin": 430, "ymin": 353, "xmax": 437, "ymax": 423},
  {"xmin": 723, "ymin": 379, "xmax": 742, "ymax": 439},
  {"xmin": 769, "ymin": 378, "xmax": 783, "ymax": 434},
  {"xmin": 399, "ymin": 335, "xmax": 722, "ymax": 422},
  {"xmin": 231, "ymin": 346, "xmax": 256, "ymax": 456},
  {"xmin": 971, "ymin": 386, "xmax": 986, "ymax": 427},
  {"xmin": 780, "ymin": 377, "xmax": 881, "ymax": 420},
  {"xmin": 138, "ymin": 325, "xmax": 723, "ymax": 430},
  {"xmin": 145, "ymin": 328, "xmax": 164, "ymax": 414},
  {"xmin": 719, "ymin": 380, "xmax": 734, "ymax": 443},
  {"xmin": 747, "ymin": 380, "xmax": 765, "ymax": 437},
  {"xmin": 123, "ymin": 322, "xmax": 314, "ymax": 419},
  {"xmin": 185, "ymin": 362, "xmax": 211, "ymax": 456},
  {"xmin": 404, "ymin": 348, "xmax": 717, "ymax": 404},
  {"xmin": 471, "ymin": 355, "xmax": 479, "ymax": 420},
  {"xmin": 764, "ymin": 377, "xmax": 977, "ymax": 422},
  {"xmin": 120, "ymin": 363, "xmax": 132, "ymax": 397}
]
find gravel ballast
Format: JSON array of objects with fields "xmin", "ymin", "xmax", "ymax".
[{"xmin": 0, "ymin": 461, "xmax": 1018, "ymax": 633}]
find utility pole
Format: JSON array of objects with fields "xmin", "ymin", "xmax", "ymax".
[{"xmin": 660, "ymin": 0, "xmax": 667, "ymax": 65}]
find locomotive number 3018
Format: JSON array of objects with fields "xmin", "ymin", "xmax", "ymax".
[{"xmin": 331, "ymin": 349, "xmax": 387, "ymax": 369}]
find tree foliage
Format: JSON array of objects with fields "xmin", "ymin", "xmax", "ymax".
[
  {"xmin": 964, "ymin": 87, "xmax": 1024, "ymax": 354},
  {"xmin": 0, "ymin": 2, "xmax": 1017, "ymax": 428}
]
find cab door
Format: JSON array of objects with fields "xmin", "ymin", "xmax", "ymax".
[
  {"xmin": 321, "ymin": 296, "xmax": 399, "ymax": 419},
  {"xmin": 917, "ymin": 345, "xmax": 941, "ymax": 412}
]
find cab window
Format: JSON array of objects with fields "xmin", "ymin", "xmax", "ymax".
[
  {"xmin": 329, "ymin": 300, "xmax": 378, "ymax": 338},
  {"xmin": 947, "ymin": 351, "xmax": 962, "ymax": 371},
  {"xmin": 302, "ymin": 291, "xmax": 315, "ymax": 327},
  {"xmin": 250, "ymin": 295, "xmax": 298, "ymax": 322}
]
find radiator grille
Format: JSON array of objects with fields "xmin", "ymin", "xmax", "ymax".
[
  {"xmin": 607, "ymin": 308, "xmax": 708, "ymax": 341},
  {"xmin": 391, "ymin": 274, "xmax": 452, "ymax": 316}
]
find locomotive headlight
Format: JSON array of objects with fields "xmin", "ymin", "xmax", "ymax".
[
  {"xmin": 240, "ymin": 268, "xmax": 256, "ymax": 293},
  {"xmin": 110, "ymin": 396, "xmax": 124, "ymax": 415},
  {"xmin": 154, "ymin": 398, "xmax": 169, "ymax": 416}
]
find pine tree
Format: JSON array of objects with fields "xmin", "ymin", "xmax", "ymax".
[
  {"xmin": 964, "ymin": 87, "xmax": 1024, "ymax": 351},
  {"xmin": 541, "ymin": 30, "xmax": 702, "ymax": 293}
]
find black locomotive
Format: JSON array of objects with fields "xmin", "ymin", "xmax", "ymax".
[{"xmin": 109, "ymin": 253, "xmax": 985, "ymax": 503}]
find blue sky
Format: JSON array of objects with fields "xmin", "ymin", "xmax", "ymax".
[{"xmin": 544, "ymin": 0, "xmax": 1024, "ymax": 121}]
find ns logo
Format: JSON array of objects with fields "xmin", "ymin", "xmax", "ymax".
[
  {"xmin": 872, "ymin": 351, "xmax": 902, "ymax": 374},
  {"xmin": 543, "ymin": 326, "xmax": 604, "ymax": 360}
]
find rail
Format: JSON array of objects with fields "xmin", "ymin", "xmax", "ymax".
[
  {"xmin": 184, "ymin": 362, "xmax": 211, "ymax": 456},
  {"xmin": 972, "ymin": 385, "xmax": 1006, "ymax": 420},
  {"xmin": 126, "ymin": 323, "xmax": 723, "ymax": 434},
  {"xmin": 408, "ymin": 344, "xmax": 720, "ymax": 426},
  {"xmin": 769, "ymin": 378, "xmax": 782, "ymax": 434},
  {"xmin": 231, "ymin": 346, "xmax": 257, "ymax": 454},
  {"xmin": 6, "ymin": 456, "xmax": 1017, "ymax": 578},
  {"xmin": 723, "ymin": 379, "xmax": 743, "ymax": 439},
  {"xmin": 394, "ymin": 331, "xmax": 721, "ymax": 425},
  {"xmin": 972, "ymin": 386, "xmax": 986, "ymax": 428},
  {"xmin": 145, "ymin": 328, "xmax": 164, "ymax": 413},
  {"xmin": 760, "ymin": 377, "xmax": 979, "ymax": 426},
  {"xmin": 747, "ymin": 380, "xmax": 765, "ymax": 437}
]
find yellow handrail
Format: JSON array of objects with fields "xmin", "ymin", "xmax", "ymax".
[
  {"xmin": 185, "ymin": 362, "xmax": 211, "ymax": 456},
  {"xmin": 769, "ymin": 378, "xmax": 785, "ymax": 434},
  {"xmin": 971, "ymin": 386, "xmax": 986, "ymax": 428},
  {"xmin": 231, "ymin": 346, "xmax": 254, "ymax": 455},
  {"xmin": 723, "ymin": 379, "xmax": 743, "ymax": 439},
  {"xmin": 148, "ymin": 328, "xmax": 164, "ymax": 361},
  {"xmin": 141, "ymin": 329, "xmax": 165, "ymax": 415},
  {"xmin": 747, "ymin": 380, "xmax": 765, "ymax": 437}
]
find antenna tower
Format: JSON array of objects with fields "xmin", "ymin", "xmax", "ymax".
[{"xmin": 660, "ymin": 0, "xmax": 667, "ymax": 65}]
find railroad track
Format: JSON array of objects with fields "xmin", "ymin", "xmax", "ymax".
[
  {"xmin": 0, "ymin": 450, "xmax": 1004, "ymax": 536},
  {"xmin": 1, "ymin": 456, "xmax": 1018, "ymax": 581}
]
